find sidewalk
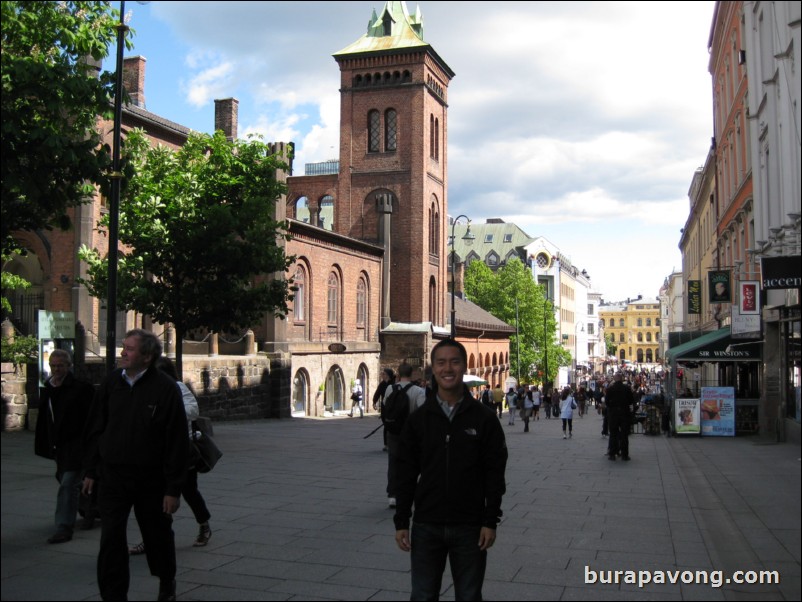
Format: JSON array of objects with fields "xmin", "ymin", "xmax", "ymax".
[{"xmin": 2, "ymin": 411, "xmax": 800, "ymax": 601}]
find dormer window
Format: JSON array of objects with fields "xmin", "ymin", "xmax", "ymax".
[{"xmin": 383, "ymin": 13, "xmax": 392, "ymax": 36}]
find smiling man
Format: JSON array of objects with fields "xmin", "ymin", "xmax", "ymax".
[{"xmin": 393, "ymin": 338, "xmax": 508, "ymax": 601}]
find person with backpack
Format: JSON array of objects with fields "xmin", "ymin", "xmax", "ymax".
[
  {"xmin": 382, "ymin": 363, "xmax": 425, "ymax": 509},
  {"xmin": 480, "ymin": 385, "xmax": 494, "ymax": 411}
]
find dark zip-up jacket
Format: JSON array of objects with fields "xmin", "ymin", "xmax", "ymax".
[
  {"xmin": 393, "ymin": 387, "xmax": 508, "ymax": 530},
  {"xmin": 34, "ymin": 373, "xmax": 94, "ymax": 471},
  {"xmin": 83, "ymin": 367, "xmax": 188, "ymax": 497}
]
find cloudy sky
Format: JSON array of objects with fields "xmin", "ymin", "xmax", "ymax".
[{"xmin": 121, "ymin": 1, "xmax": 716, "ymax": 303}]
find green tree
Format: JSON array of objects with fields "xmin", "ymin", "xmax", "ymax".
[
  {"xmin": 464, "ymin": 258, "xmax": 569, "ymax": 385},
  {"xmin": 79, "ymin": 129, "xmax": 295, "ymax": 377},
  {"xmin": 1, "ymin": 1, "xmax": 121, "ymax": 250},
  {"xmin": 605, "ymin": 333, "xmax": 617, "ymax": 356}
]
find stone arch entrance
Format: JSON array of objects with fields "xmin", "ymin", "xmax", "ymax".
[
  {"xmin": 325, "ymin": 366, "xmax": 346, "ymax": 413},
  {"xmin": 292, "ymin": 369, "xmax": 310, "ymax": 415}
]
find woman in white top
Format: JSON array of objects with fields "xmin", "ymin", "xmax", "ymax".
[{"xmin": 559, "ymin": 387, "xmax": 576, "ymax": 439}]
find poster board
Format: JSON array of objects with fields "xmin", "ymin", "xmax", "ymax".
[
  {"xmin": 700, "ymin": 386, "xmax": 736, "ymax": 437},
  {"xmin": 674, "ymin": 398, "xmax": 700, "ymax": 435}
]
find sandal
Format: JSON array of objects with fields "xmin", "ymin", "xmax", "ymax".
[{"xmin": 128, "ymin": 541, "xmax": 146, "ymax": 555}]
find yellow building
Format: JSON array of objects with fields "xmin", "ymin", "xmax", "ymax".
[{"xmin": 599, "ymin": 299, "xmax": 661, "ymax": 366}]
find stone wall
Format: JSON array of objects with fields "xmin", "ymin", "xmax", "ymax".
[
  {"xmin": 4, "ymin": 353, "xmax": 292, "ymax": 428},
  {"xmin": 1, "ymin": 363, "xmax": 31, "ymax": 431}
]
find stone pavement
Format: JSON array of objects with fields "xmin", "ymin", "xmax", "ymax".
[{"xmin": 2, "ymin": 410, "xmax": 800, "ymax": 601}]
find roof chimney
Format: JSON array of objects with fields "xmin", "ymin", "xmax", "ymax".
[
  {"xmin": 214, "ymin": 98, "xmax": 239, "ymax": 141},
  {"xmin": 122, "ymin": 56, "xmax": 146, "ymax": 108}
]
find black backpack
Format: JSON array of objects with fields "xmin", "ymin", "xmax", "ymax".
[{"xmin": 382, "ymin": 383, "xmax": 414, "ymax": 434}]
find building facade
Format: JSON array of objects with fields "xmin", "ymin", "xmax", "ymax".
[{"xmin": 599, "ymin": 299, "xmax": 661, "ymax": 367}]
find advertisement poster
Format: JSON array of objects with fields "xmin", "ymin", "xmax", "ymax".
[
  {"xmin": 739, "ymin": 280, "xmax": 760, "ymax": 314},
  {"xmin": 700, "ymin": 386, "xmax": 736, "ymax": 437},
  {"xmin": 687, "ymin": 280, "xmax": 701, "ymax": 314},
  {"xmin": 674, "ymin": 398, "xmax": 700, "ymax": 435},
  {"xmin": 708, "ymin": 270, "xmax": 732, "ymax": 303}
]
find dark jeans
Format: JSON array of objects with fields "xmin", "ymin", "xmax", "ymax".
[
  {"xmin": 97, "ymin": 465, "xmax": 176, "ymax": 600},
  {"xmin": 54, "ymin": 469, "xmax": 81, "ymax": 534},
  {"xmin": 410, "ymin": 522, "xmax": 486, "ymax": 601}
]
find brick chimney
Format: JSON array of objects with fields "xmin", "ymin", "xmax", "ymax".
[
  {"xmin": 214, "ymin": 98, "xmax": 239, "ymax": 141},
  {"xmin": 122, "ymin": 56, "xmax": 146, "ymax": 108}
]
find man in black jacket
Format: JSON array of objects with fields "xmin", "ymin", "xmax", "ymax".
[
  {"xmin": 605, "ymin": 372, "xmax": 637, "ymax": 461},
  {"xmin": 394, "ymin": 339, "xmax": 508, "ymax": 601},
  {"xmin": 34, "ymin": 349, "xmax": 94, "ymax": 544},
  {"xmin": 82, "ymin": 329, "xmax": 188, "ymax": 601}
]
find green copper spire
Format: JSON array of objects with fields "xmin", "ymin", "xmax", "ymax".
[{"xmin": 334, "ymin": 1, "xmax": 427, "ymax": 56}]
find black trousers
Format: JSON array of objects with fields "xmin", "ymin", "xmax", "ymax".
[
  {"xmin": 182, "ymin": 468, "xmax": 211, "ymax": 524},
  {"xmin": 608, "ymin": 413, "xmax": 630, "ymax": 458},
  {"xmin": 97, "ymin": 464, "xmax": 176, "ymax": 600}
]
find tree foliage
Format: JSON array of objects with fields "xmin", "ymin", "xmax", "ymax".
[
  {"xmin": 79, "ymin": 129, "xmax": 295, "ymax": 376},
  {"xmin": 1, "ymin": 1, "xmax": 122, "ymax": 251},
  {"xmin": 464, "ymin": 258, "xmax": 570, "ymax": 385}
]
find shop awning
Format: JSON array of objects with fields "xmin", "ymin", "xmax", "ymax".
[{"xmin": 665, "ymin": 326, "xmax": 762, "ymax": 363}]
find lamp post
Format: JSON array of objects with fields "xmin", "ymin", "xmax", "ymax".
[
  {"xmin": 573, "ymin": 321, "xmax": 584, "ymax": 384},
  {"xmin": 543, "ymin": 295, "xmax": 551, "ymax": 390},
  {"xmin": 105, "ymin": 0, "xmax": 128, "ymax": 372},
  {"xmin": 450, "ymin": 215, "xmax": 474, "ymax": 338},
  {"xmin": 105, "ymin": 1, "xmax": 147, "ymax": 372}
]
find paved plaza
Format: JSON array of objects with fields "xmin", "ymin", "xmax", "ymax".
[{"xmin": 2, "ymin": 410, "xmax": 800, "ymax": 600}]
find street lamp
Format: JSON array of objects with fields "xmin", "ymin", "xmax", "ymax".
[
  {"xmin": 450, "ymin": 215, "xmax": 474, "ymax": 338},
  {"xmin": 573, "ymin": 322, "xmax": 584, "ymax": 384},
  {"xmin": 106, "ymin": 0, "xmax": 147, "ymax": 372},
  {"xmin": 543, "ymin": 295, "xmax": 552, "ymax": 390}
]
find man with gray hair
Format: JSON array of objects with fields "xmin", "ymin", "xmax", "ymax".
[
  {"xmin": 82, "ymin": 329, "xmax": 188, "ymax": 601},
  {"xmin": 34, "ymin": 348, "xmax": 95, "ymax": 544}
]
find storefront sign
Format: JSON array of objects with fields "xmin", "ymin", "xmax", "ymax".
[
  {"xmin": 708, "ymin": 270, "xmax": 732, "ymax": 303},
  {"xmin": 761, "ymin": 255, "xmax": 801, "ymax": 289},
  {"xmin": 687, "ymin": 280, "xmax": 701, "ymax": 314},
  {"xmin": 700, "ymin": 386, "xmax": 735, "ymax": 437},
  {"xmin": 674, "ymin": 398, "xmax": 700, "ymax": 435}
]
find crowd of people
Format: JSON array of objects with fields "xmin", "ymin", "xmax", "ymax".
[{"xmin": 37, "ymin": 334, "xmax": 664, "ymax": 601}]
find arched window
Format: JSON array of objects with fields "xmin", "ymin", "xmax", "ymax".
[
  {"xmin": 327, "ymin": 272, "xmax": 339, "ymax": 325},
  {"xmin": 646, "ymin": 349, "xmax": 653, "ymax": 362},
  {"xmin": 319, "ymin": 195, "xmax": 334, "ymax": 231},
  {"xmin": 429, "ymin": 200, "xmax": 440, "ymax": 255},
  {"xmin": 434, "ymin": 117, "xmax": 439, "ymax": 161},
  {"xmin": 637, "ymin": 333, "xmax": 643, "ymax": 342},
  {"xmin": 385, "ymin": 109, "xmax": 397, "ymax": 151},
  {"xmin": 646, "ymin": 332, "xmax": 652, "ymax": 342},
  {"xmin": 429, "ymin": 277, "xmax": 437, "ymax": 324},
  {"xmin": 609, "ymin": 318, "xmax": 614, "ymax": 327},
  {"xmin": 295, "ymin": 197, "xmax": 310, "ymax": 223},
  {"xmin": 619, "ymin": 319, "xmax": 624, "ymax": 328},
  {"xmin": 637, "ymin": 349, "xmax": 644, "ymax": 362},
  {"xmin": 368, "ymin": 110, "xmax": 380, "ymax": 152},
  {"xmin": 646, "ymin": 318, "xmax": 652, "ymax": 326},
  {"xmin": 293, "ymin": 266, "xmax": 306, "ymax": 322},
  {"xmin": 356, "ymin": 277, "xmax": 367, "ymax": 329},
  {"xmin": 430, "ymin": 115, "xmax": 435, "ymax": 158},
  {"xmin": 619, "ymin": 333, "xmax": 625, "ymax": 343}
]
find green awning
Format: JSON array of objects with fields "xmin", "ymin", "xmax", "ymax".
[{"xmin": 665, "ymin": 326, "xmax": 762, "ymax": 362}]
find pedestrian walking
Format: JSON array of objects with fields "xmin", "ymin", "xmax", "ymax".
[
  {"xmin": 520, "ymin": 389, "xmax": 534, "ymax": 432},
  {"xmin": 559, "ymin": 387, "xmax": 576, "ymax": 439},
  {"xmin": 34, "ymin": 349, "xmax": 95, "ymax": 544},
  {"xmin": 505, "ymin": 387, "xmax": 518, "ymax": 425},
  {"xmin": 129, "ymin": 357, "xmax": 212, "ymax": 556}
]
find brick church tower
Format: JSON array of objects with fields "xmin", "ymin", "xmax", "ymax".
[{"xmin": 332, "ymin": 1, "xmax": 454, "ymax": 329}]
